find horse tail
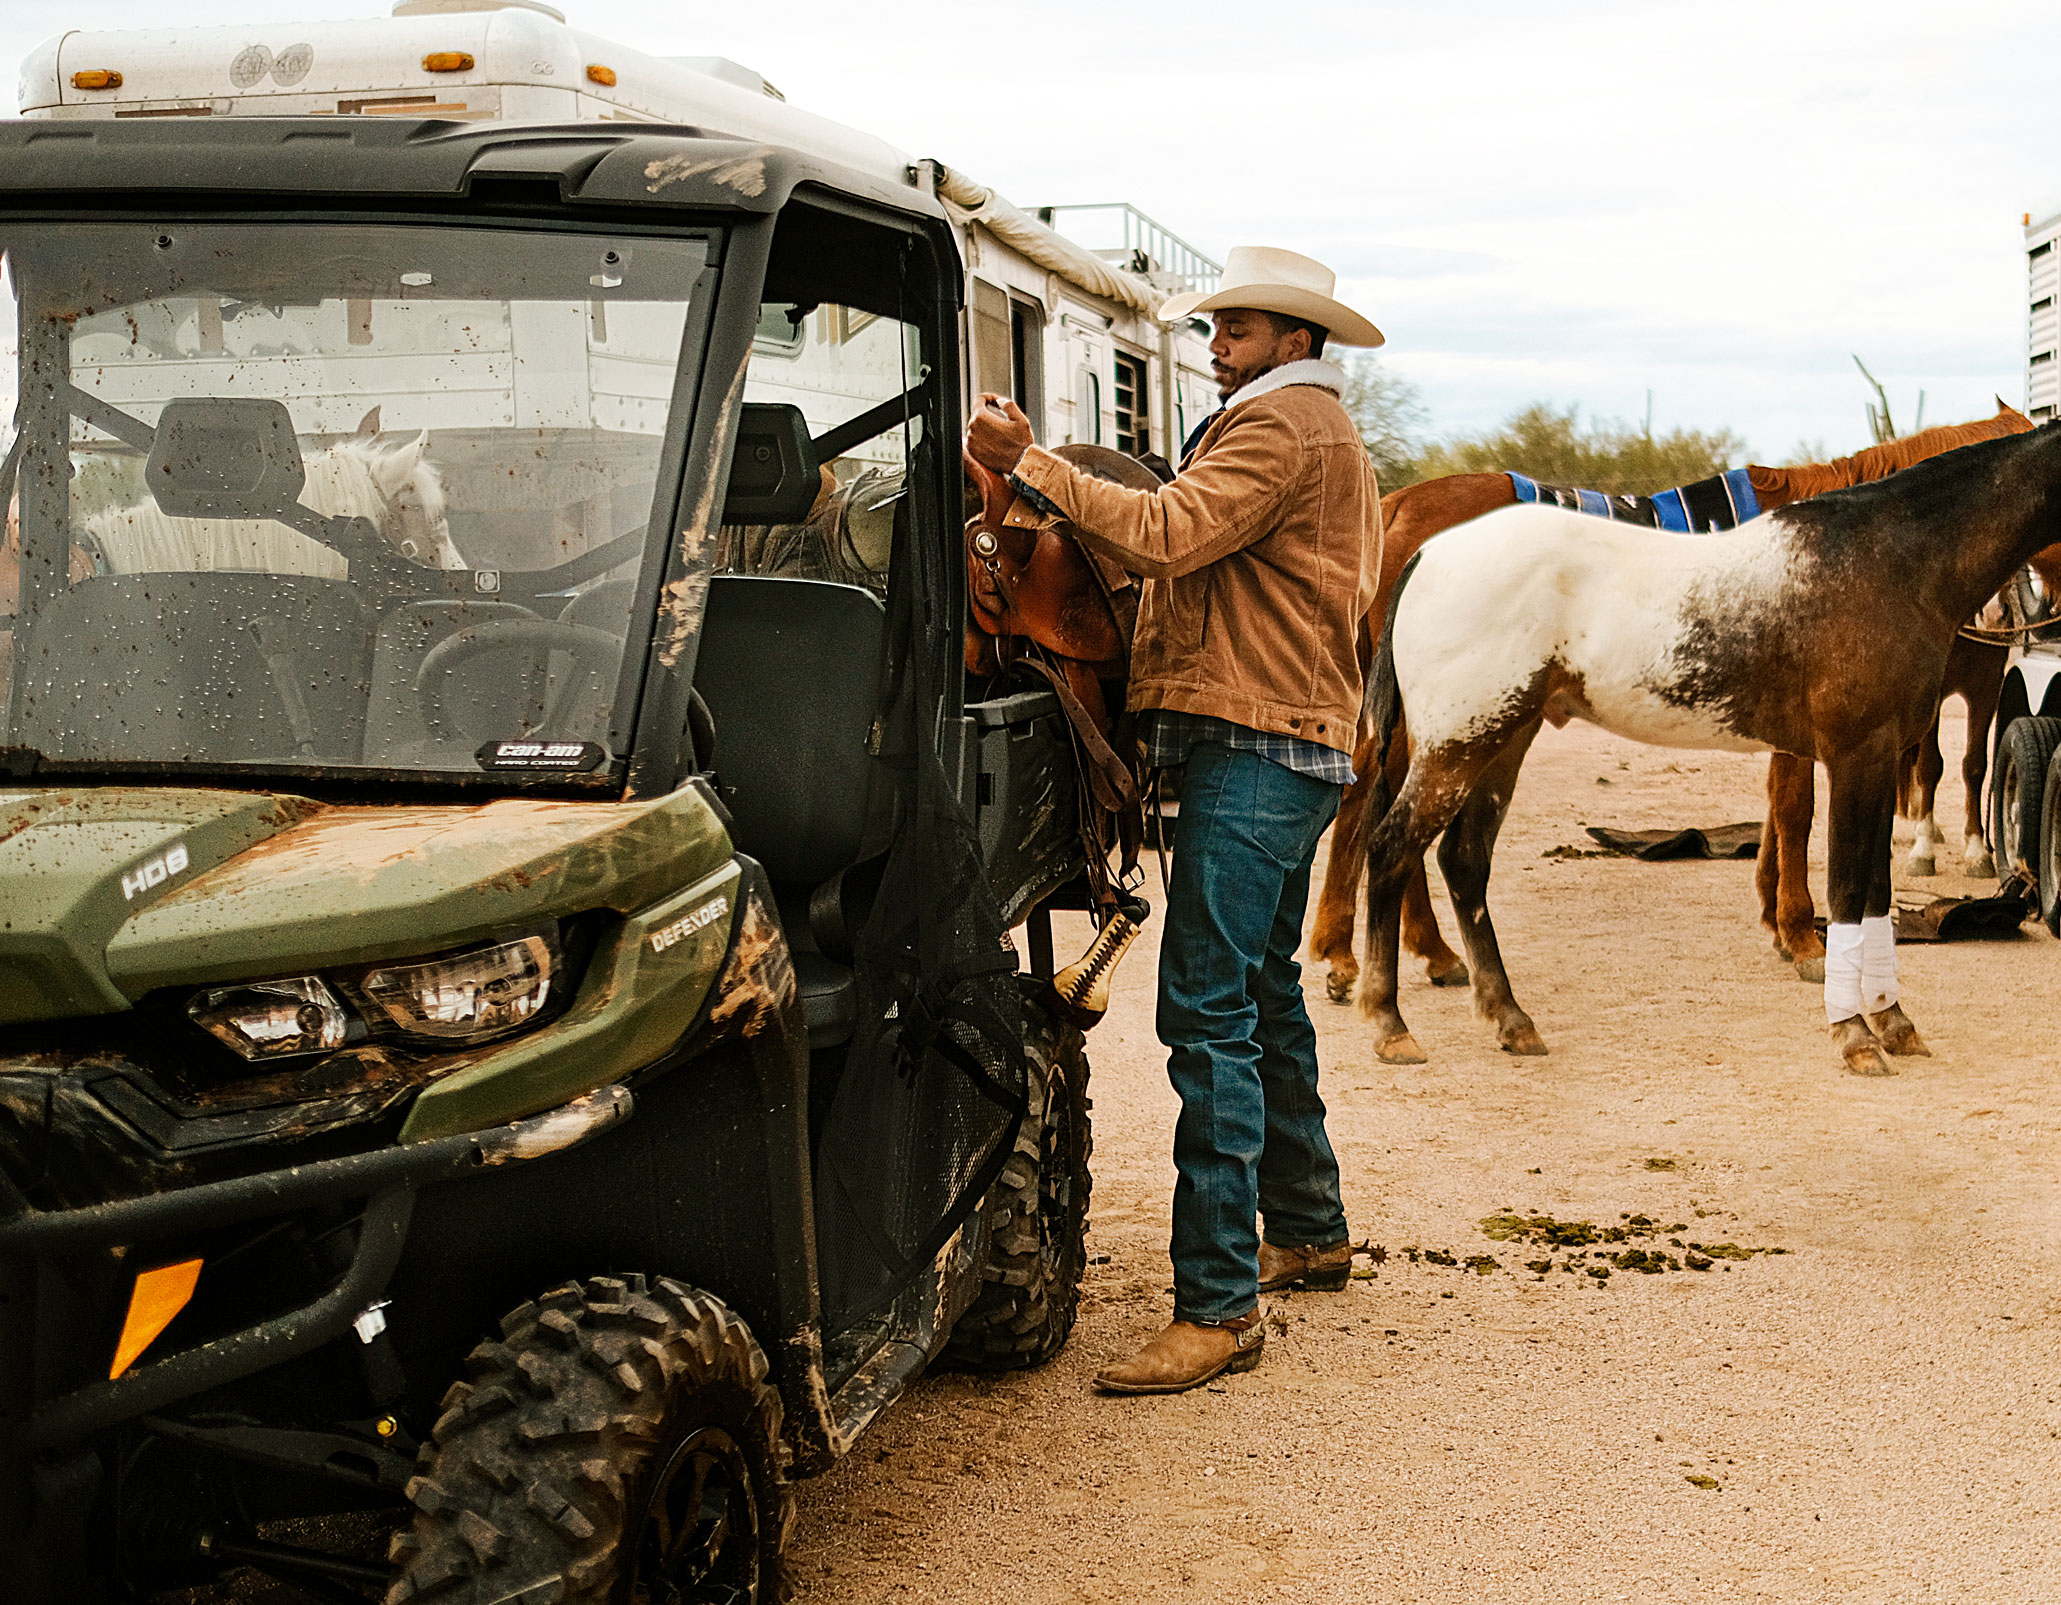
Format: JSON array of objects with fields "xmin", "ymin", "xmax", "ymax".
[
  {"xmin": 1364, "ymin": 547, "xmax": 1423, "ymax": 813},
  {"xmin": 1353, "ymin": 549, "xmax": 1424, "ymax": 1022},
  {"xmin": 1894, "ymin": 734, "xmax": 1926, "ymax": 821}
]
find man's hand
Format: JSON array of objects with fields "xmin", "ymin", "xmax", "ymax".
[{"xmin": 966, "ymin": 393, "xmax": 1034, "ymax": 477}]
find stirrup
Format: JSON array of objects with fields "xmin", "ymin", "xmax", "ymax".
[{"xmin": 1042, "ymin": 894, "xmax": 1149, "ymax": 1029}]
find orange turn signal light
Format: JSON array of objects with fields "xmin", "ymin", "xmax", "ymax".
[
  {"xmin": 71, "ymin": 69, "xmax": 123, "ymax": 91},
  {"xmin": 585, "ymin": 64, "xmax": 617, "ymax": 87},
  {"xmin": 110, "ymin": 1258, "xmax": 202, "ymax": 1379},
  {"xmin": 423, "ymin": 52, "xmax": 475, "ymax": 73}
]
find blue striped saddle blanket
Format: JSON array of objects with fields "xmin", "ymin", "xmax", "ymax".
[{"xmin": 1508, "ymin": 467, "xmax": 1760, "ymax": 533}]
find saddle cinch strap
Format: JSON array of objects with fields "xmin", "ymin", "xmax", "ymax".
[{"xmin": 963, "ymin": 456, "xmax": 1149, "ymax": 1027}]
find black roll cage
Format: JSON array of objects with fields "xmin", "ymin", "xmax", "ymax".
[
  {"xmin": 629, "ymin": 182, "xmax": 970, "ymax": 798},
  {"xmin": 0, "ymin": 124, "xmax": 970, "ymax": 809}
]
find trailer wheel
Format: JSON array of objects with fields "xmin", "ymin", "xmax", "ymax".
[
  {"xmin": 386, "ymin": 1275, "xmax": 789, "ymax": 1605},
  {"xmin": 942, "ymin": 987, "xmax": 1092, "ymax": 1371},
  {"xmin": 1992, "ymin": 716, "xmax": 2061, "ymax": 883},
  {"xmin": 2040, "ymin": 755, "xmax": 2061, "ymax": 935}
]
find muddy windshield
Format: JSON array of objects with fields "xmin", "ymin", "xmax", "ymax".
[{"xmin": 0, "ymin": 221, "xmax": 712, "ymax": 785}]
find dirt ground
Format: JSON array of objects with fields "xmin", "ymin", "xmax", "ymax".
[{"xmin": 786, "ymin": 713, "xmax": 2061, "ymax": 1604}]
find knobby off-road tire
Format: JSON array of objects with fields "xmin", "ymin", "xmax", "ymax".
[
  {"xmin": 941, "ymin": 989, "xmax": 1092, "ymax": 1370},
  {"xmin": 1992, "ymin": 716, "xmax": 2061, "ymax": 883},
  {"xmin": 386, "ymin": 1275, "xmax": 791, "ymax": 1605},
  {"xmin": 2039, "ymin": 754, "xmax": 2061, "ymax": 934}
]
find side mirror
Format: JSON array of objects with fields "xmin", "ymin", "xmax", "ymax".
[
  {"xmin": 145, "ymin": 397, "xmax": 306, "ymax": 520},
  {"xmin": 722, "ymin": 402, "xmax": 821, "ymax": 526}
]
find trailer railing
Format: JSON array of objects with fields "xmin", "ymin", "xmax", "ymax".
[{"xmin": 1034, "ymin": 204, "xmax": 1220, "ymax": 297}]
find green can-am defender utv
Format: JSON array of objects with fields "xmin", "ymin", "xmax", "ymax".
[{"xmin": 0, "ymin": 118, "xmax": 1123, "ymax": 1602}]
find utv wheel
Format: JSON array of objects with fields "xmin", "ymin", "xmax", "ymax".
[
  {"xmin": 1992, "ymin": 716, "xmax": 2061, "ymax": 883},
  {"xmin": 387, "ymin": 1275, "xmax": 790, "ymax": 1605},
  {"xmin": 2040, "ymin": 754, "xmax": 2061, "ymax": 935},
  {"xmin": 942, "ymin": 986, "xmax": 1092, "ymax": 1370}
]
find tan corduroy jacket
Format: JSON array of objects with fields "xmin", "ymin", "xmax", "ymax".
[{"xmin": 1012, "ymin": 366, "xmax": 1383, "ymax": 755}]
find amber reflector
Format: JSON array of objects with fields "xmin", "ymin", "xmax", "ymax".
[
  {"xmin": 423, "ymin": 52, "xmax": 476, "ymax": 72},
  {"xmin": 71, "ymin": 69, "xmax": 124, "ymax": 91},
  {"xmin": 110, "ymin": 1258, "xmax": 203, "ymax": 1379},
  {"xmin": 586, "ymin": 64, "xmax": 617, "ymax": 87}
]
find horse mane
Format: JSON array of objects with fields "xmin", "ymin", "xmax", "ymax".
[
  {"xmin": 1774, "ymin": 418, "xmax": 2061, "ymax": 565},
  {"xmin": 1749, "ymin": 402, "xmax": 2033, "ymax": 506}
]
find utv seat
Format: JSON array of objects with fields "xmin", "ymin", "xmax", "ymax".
[{"xmin": 694, "ymin": 573, "xmax": 886, "ymax": 1047}]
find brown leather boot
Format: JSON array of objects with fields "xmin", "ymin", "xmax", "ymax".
[
  {"xmin": 1258, "ymin": 1239, "xmax": 1353, "ymax": 1292},
  {"xmin": 1091, "ymin": 1309, "xmax": 1266, "ymax": 1395}
]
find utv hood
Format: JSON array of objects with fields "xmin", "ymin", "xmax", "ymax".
[{"xmin": 0, "ymin": 786, "xmax": 731, "ymax": 1025}]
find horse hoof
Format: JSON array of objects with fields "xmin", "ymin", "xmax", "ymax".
[
  {"xmin": 1966, "ymin": 851, "xmax": 1997, "ymax": 879},
  {"xmin": 1794, "ymin": 956, "xmax": 1825, "ymax": 984},
  {"xmin": 1867, "ymin": 1005, "xmax": 1932, "ymax": 1057},
  {"xmin": 1376, "ymin": 1031, "xmax": 1427, "ymax": 1065},
  {"xmin": 1498, "ymin": 1024, "xmax": 1549, "ymax": 1056},
  {"xmin": 1427, "ymin": 958, "xmax": 1470, "ymax": 988},
  {"xmin": 1905, "ymin": 854, "xmax": 1936, "ymax": 878},
  {"xmin": 1324, "ymin": 970, "xmax": 1357, "ymax": 1007},
  {"xmin": 1833, "ymin": 1017, "xmax": 1897, "ymax": 1076}
]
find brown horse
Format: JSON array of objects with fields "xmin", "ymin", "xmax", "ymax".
[
  {"xmin": 1894, "ymin": 542, "xmax": 2061, "ymax": 880},
  {"xmin": 1310, "ymin": 402, "xmax": 2035, "ymax": 1003},
  {"xmin": 1896, "ymin": 634, "xmax": 2005, "ymax": 879},
  {"xmin": 1355, "ymin": 420, "xmax": 2061, "ymax": 1076}
]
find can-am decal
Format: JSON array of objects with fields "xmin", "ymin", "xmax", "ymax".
[
  {"xmin": 121, "ymin": 842, "xmax": 190, "ymax": 902},
  {"xmin": 476, "ymin": 740, "xmax": 607, "ymax": 772},
  {"xmin": 649, "ymin": 894, "xmax": 730, "ymax": 954}
]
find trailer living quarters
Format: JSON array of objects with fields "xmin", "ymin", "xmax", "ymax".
[{"xmin": 17, "ymin": 0, "xmax": 1223, "ymax": 462}]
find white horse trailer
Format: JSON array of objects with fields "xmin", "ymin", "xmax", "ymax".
[
  {"xmin": 1988, "ymin": 203, "xmax": 2061, "ymax": 919},
  {"xmin": 17, "ymin": 0, "xmax": 1221, "ymax": 482}
]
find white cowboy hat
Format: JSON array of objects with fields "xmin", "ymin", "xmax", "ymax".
[{"xmin": 1159, "ymin": 245, "xmax": 1385, "ymax": 349}]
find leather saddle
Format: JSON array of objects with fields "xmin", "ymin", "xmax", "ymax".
[{"xmin": 963, "ymin": 443, "xmax": 1170, "ymax": 915}]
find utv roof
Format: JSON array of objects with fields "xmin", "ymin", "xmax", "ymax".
[{"xmin": 0, "ymin": 117, "xmax": 946, "ymax": 221}]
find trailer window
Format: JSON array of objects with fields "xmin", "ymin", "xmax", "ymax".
[
  {"xmin": 1009, "ymin": 296, "xmax": 1044, "ymax": 425},
  {"xmin": 1113, "ymin": 350, "xmax": 1149, "ymax": 458},
  {"xmin": 971, "ymin": 279, "xmax": 1013, "ymax": 404}
]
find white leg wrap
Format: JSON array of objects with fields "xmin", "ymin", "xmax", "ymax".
[
  {"xmin": 1824, "ymin": 922, "xmax": 1864, "ymax": 1023},
  {"xmin": 1860, "ymin": 914, "xmax": 1898, "ymax": 1014}
]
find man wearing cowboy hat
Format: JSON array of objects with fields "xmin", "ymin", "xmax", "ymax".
[{"xmin": 966, "ymin": 247, "xmax": 1385, "ymax": 1394}]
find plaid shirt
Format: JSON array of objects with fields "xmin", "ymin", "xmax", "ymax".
[{"xmin": 1141, "ymin": 709, "xmax": 1356, "ymax": 786}]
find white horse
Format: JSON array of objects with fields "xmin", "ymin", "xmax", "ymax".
[{"xmin": 85, "ymin": 414, "xmax": 461, "ymax": 578}]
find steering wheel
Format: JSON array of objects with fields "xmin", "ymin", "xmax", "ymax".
[{"xmin": 414, "ymin": 618, "xmax": 625, "ymax": 744}]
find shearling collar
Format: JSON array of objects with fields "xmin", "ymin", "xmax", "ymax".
[{"xmin": 1221, "ymin": 358, "xmax": 1348, "ymax": 412}]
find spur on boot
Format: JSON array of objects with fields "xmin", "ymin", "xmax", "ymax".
[{"xmin": 1259, "ymin": 1238, "xmax": 1352, "ymax": 1292}]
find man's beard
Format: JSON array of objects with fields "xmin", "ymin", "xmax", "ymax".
[{"xmin": 1215, "ymin": 359, "xmax": 1269, "ymax": 398}]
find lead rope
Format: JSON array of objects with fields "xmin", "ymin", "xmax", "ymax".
[
  {"xmin": 1146, "ymin": 764, "xmax": 1172, "ymax": 904},
  {"xmin": 1958, "ymin": 620, "xmax": 2061, "ymax": 645}
]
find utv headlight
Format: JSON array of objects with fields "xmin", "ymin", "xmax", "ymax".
[
  {"xmin": 188, "ymin": 976, "xmax": 350, "ymax": 1060},
  {"xmin": 359, "ymin": 933, "xmax": 557, "ymax": 1042}
]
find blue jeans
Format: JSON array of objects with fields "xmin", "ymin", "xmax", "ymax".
[{"xmin": 1158, "ymin": 741, "xmax": 1348, "ymax": 1325}]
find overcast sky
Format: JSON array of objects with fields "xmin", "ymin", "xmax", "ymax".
[{"xmin": 7, "ymin": 0, "xmax": 2056, "ymax": 461}]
